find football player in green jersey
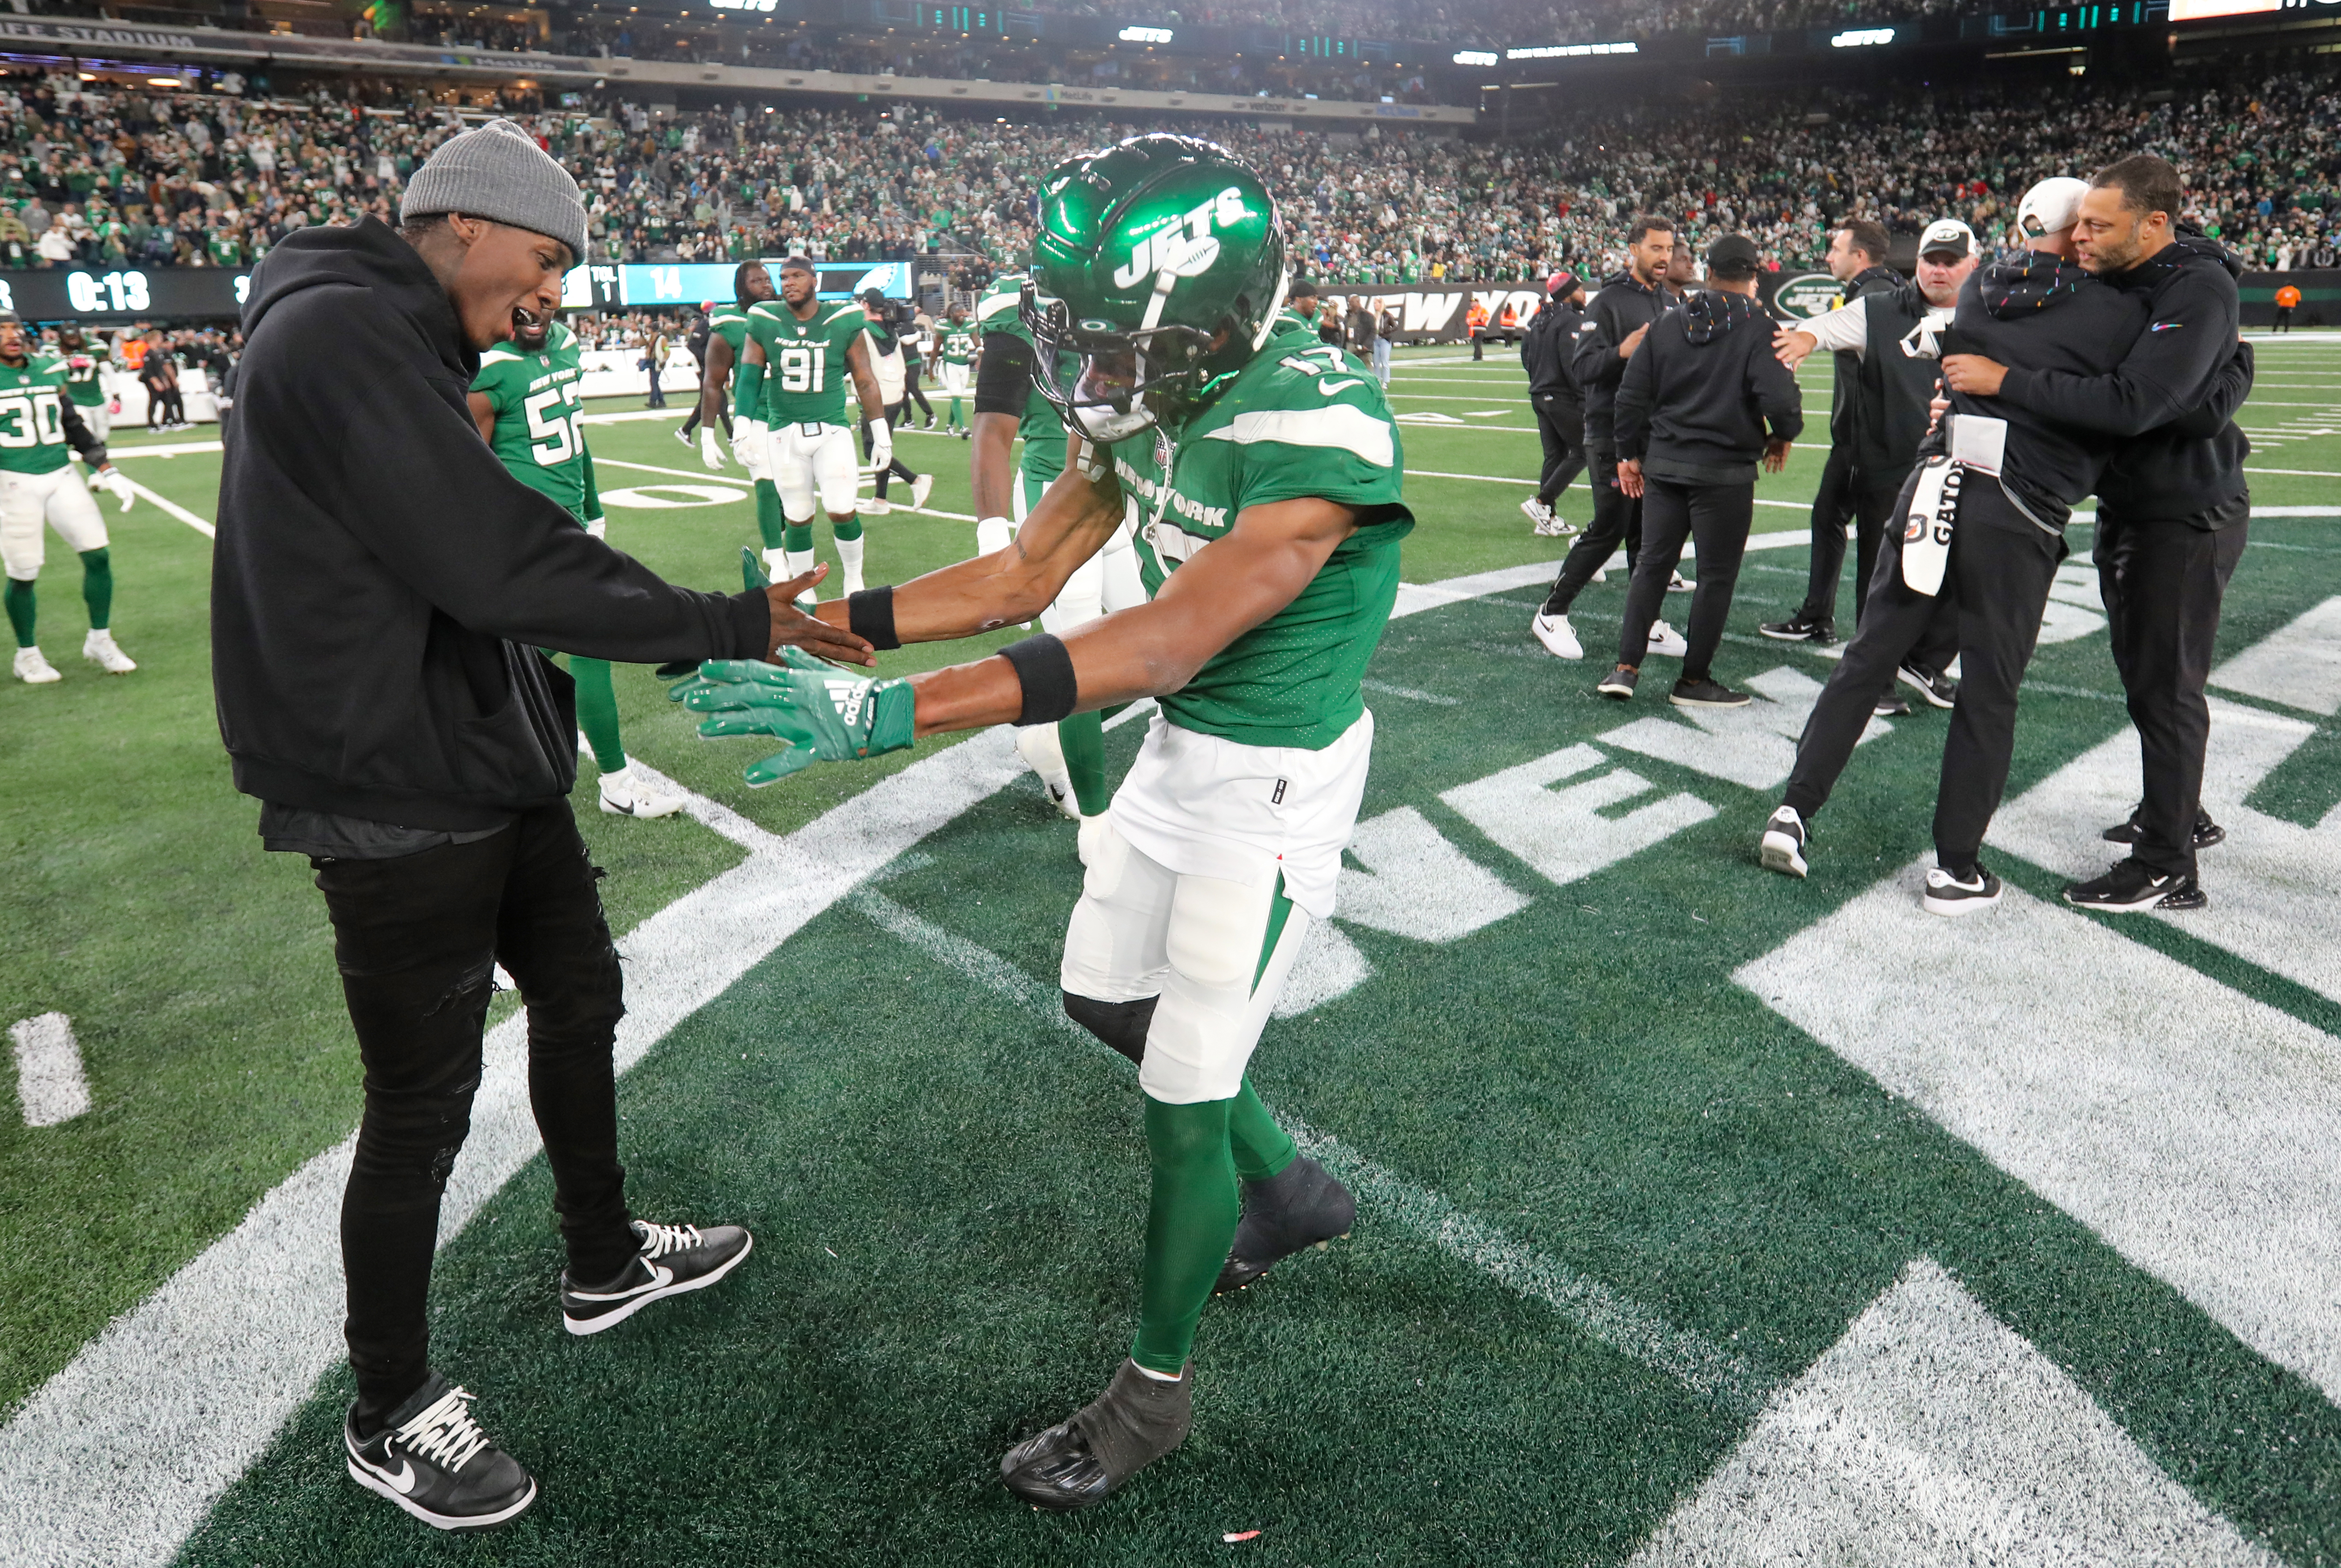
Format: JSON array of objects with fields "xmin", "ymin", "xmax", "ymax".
[
  {"xmin": 0, "ymin": 314, "xmax": 137, "ymax": 683},
  {"xmin": 971, "ymin": 263, "xmax": 1146, "ymax": 829},
  {"xmin": 693, "ymin": 261, "xmax": 791, "ymax": 583},
  {"xmin": 1272, "ymin": 273, "xmax": 1323, "ymax": 340},
  {"xmin": 732, "ymin": 256, "xmax": 888, "ymax": 602},
  {"xmin": 934, "ymin": 303, "xmax": 977, "ymax": 435},
  {"xmin": 56, "ymin": 327, "xmax": 111, "ymax": 443},
  {"xmin": 689, "ymin": 135, "xmax": 1411, "ymax": 1506},
  {"xmin": 470, "ymin": 313, "xmax": 684, "ymax": 820}
]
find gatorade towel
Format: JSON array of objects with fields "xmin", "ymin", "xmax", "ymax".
[{"xmin": 1902, "ymin": 414, "xmax": 2011, "ymax": 597}]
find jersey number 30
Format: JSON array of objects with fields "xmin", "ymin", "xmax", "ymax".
[
  {"xmin": 523, "ymin": 383, "xmax": 585, "ymax": 466},
  {"xmin": 0, "ymin": 391, "xmax": 65, "ymax": 449}
]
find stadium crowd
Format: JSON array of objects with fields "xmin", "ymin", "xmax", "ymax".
[{"xmin": 0, "ymin": 59, "xmax": 2335, "ymax": 281}]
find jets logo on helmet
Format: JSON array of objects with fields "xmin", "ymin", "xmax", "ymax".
[{"xmin": 1022, "ymin": 134, "xmax": 1288, "ymax": 445}]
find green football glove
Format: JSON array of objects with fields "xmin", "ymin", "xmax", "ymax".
[
  {"xmin": 688, "ymin": 648, "xmax": 915, "ymax": 786},
  {"xmin": 665, "ymin": 548, "xmax": 775, "ymax": 705}
]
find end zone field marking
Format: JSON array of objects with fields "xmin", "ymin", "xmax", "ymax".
[
  {"xmin": 1629, "ymin": 1259, "xmax": 2279, "ymax": 1567},
  {"xmin": 1737, "ymin": 859, "xmax": 2341, "ymax": 1407},
  {"xmin": 2208, "ymin": 595, "xmax": 2341, "ymax": 716},
  {"xmin": 845, "ymin": 886, "xmax": 1771, "ymax": 1415},
  {"xmin": 9, "ymin": 1013, "xmax": 90, "ymax": 1128}
]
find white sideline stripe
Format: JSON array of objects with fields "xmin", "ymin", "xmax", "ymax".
[
  {"xmin": 2208, "ymin": 594, "xmax": 2341, "ymax": 715},
  {"xmin": 0, "ymin": 559, "xmax": 1536, "ymax": 1566},
  {"xmin": 846, "ymin": 888, "xmax": 1770, "ymax": 1414},
  {"xmin": 116, "ymin": 476, "xmax": 214, "ymax": 539},
  {"xmin": 0, "ymin": 728, "xmax": 1028, "ymax": 1568},
  {"xmin": 9, "ymin": 1013, "xmax": 90, "ymax": 1128},
  {"xmin": 1628, "ymin": 1259, "xmax": 2279, "ymax": 1568},
  {"xmin": 1736, "ymin": 861, "xmax": 2341, "ymax": 1407}
]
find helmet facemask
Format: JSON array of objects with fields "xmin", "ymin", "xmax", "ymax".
[{"xmin": 1023, "ymin": 282, "xmax": 1234, "ymax": 444}]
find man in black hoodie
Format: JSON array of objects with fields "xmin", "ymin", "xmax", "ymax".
[
  {"xmin": 1599, "ymin": 234, "xmax": 1801, "ymax": 708},
  {"xmin": 1519, "ymin": 269, "xmax": 1586, "ymax": 536},
  {"xmin": 1946, "ymin": 155, "xmax": 2251, "ymax": 911},
  {"xmin": 212, "ymin": 120, "xmax": 871, "ymax": 1531},
  {"xmin": 1759, "ymin": 177, "xmax": 2156, "ymax": 917},
  {"xmin": 1530, "ymin": 215, "xmax": 1681, "ymax": 663}
]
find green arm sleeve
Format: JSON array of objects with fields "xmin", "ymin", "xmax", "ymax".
[
  {"xmin": 734, "ymin": 361, "xmax": 765, "ymax": 421},
  {"xmin": 580, "ymin": 441, "xmax": 602, "ymax": 521}
]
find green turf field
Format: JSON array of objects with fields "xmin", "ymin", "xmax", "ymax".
[{"xmin": 2, "ymin": 339, "xmax": 2338, "ymax": 1566}]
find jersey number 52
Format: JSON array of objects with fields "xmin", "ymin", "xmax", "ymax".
[{"xmin": 523, "ymin": 383, "xmax": 584, "ymax": 466}]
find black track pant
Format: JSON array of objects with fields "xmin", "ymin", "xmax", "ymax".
[
  {"xmin": 1540, "ymin": 445, "xmax": 1643, "ymax": 617},
  {"xmin": 1783, "ymin": 475, "xmax": 2059, "ymax": 875},
  {"xmin": 1533, "ymin": 392, "xmax": 1587, "ymax": 506},
  {"xmin": 902, "ymin": 362, "xmax": 933, "ymax": 422},
  {"xmin": 868, "ymin": 410, "xmax": 919, "ymax": 499},
  {"xmin": 1616, "ymin": 477, "xmax": 1750, "ymax": 678},
  {"xmin": 317, "ymin": 801, "xmax": 635, "ymax": 1423},
  {"xmin": 1796, "ymin": 443, "xmax": 1858, "ymax": 629},
  {"xmin": 2095, "ymin": 508, "xmax": 2251, "ymax": 878},
  {"xmin": 1854, "ymin": 475, "xmax": 1958, "ymax": 677}
]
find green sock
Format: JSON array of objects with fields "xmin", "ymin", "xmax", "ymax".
[
  {"xmin": 1130, "ymin": 1094, "xmax": 1239, "ymax": 1376},
  {"xmin": 784, "ymin": 521, "xmax": 814, "ymax": 554},
  {"xmin": 4, "ymin": 577, "xmax": 33, "ymax": 647},
  {"xmin": 949, "ymin": 398, "xmax": 964, "ymax": 430},
  {"xmin": 754, "ymin": 480, "xmax": 786, "ymax": 552},
  {"xmin": 1228, "ymin": 1079, "xmax": 1297, "ymax": 1182},
  {"xmin": 1060, "ymin": 710, "xmax": 1109, "ymax": 818},
  {"xmin": 832, "ymin": 513, "xmax": 863, "ymax": 543},
  {"xmin": 77, "ymin": 548, "xmax": 110, "ymax": 630},
  {"xmin": 571, "ymin": 656, "xmax": 626, "ymax": 773}
]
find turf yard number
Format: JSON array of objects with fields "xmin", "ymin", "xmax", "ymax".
[
  {"xmin": 523, "ymin": 383, "xmax": 584, "ymax": 467},
  {"xmin": 0, "ymin": 390, "xmax": 65, "ymax": 448},
  {"xmin": 776, "ymin": 344, "xmax": 826, "ymax": 394}
]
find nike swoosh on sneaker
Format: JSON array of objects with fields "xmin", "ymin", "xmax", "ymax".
[
  {"xmin": 570, "ymin": 1261, "xmax": 673, "ymax": 1301},
  {"xmin": 368, "ymin": 1455, "xmax": 420, "ymax": 1495}
]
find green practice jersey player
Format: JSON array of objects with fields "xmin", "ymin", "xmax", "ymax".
[
  {"xmin": 56, "ymin": 326, "xmax": 111, "ymax": 442},
  {"xmin": 934, "ymin": 304, "xmax": 977, "ymax": 434},
  {"xmin": 0, "ymin": 313, "xmax": 138, "ymax": 683},
  {"xmin": 695, "ymin": 261, "xmax": 792, "ymax": 587},
  {"xmin": 972, "ymin": 262, "xmax": 1146, "ymax": 826},
  {"xmin": 685, "ymin": 135, "xmax": 1409, "ymax": 1508},
  {"xmin": 732, "ymin": 255, "xmax": 889, "ymax": 602},
  {"xmin": 469, "ymin": 315, "xmax": 683, "ymax": 820}
]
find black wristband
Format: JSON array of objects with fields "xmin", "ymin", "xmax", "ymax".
[
  {"xmin": 846, "ymin": 586, "xmax": 900, "ymax": 651},
  {"xmin": 999, "ymin": 632, "xmax": 1077, "ymax": 726}
]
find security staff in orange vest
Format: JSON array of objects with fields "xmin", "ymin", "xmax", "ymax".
[{"xmin": 1467, "ymin": 298, "xmax": 1490, "ymax": 360}]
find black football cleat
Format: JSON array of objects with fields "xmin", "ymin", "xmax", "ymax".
[
  {"xmin": 560, "ymin": 1219, "xmax": 752, "ymax": 1336},
  {"xmin": 1001, "ymin": 1360, "xmax": 1192, "ymax": 1510},
  {"xmin": 2062, "ymin": 859, "xmax": 2207, "ymax": 912},
  {"xmin": 344, "ymin": 1374, "xmax": 537, "ymax": 1532},
  {"xmin": 1216, "ymin": 1154, "xmax": 1355, "ymax": 1295},
  {"xmin": 2102, "ymin": 805, "xmax": 2225, "ymax": 850}
]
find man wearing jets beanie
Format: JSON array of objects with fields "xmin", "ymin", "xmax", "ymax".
[{"xmin": 1757, "ymin": 177, "xmax": 2151, "ymax": 917}]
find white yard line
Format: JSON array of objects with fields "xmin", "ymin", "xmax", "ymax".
[
  {"xmin": 1629, "ymin": 1259, "xmax": 2279, "ymax": 1567},
  {"xmin": 115, "ymin": 476, "xmax": 214, "ymax": 539},
  {"xmin": 1736, "ymin": 861, "xmax": 2341, "ymax": 1408},
  {"xmin": 593, "ymin": 455, "xmax": 978, "ymax": 523},
  {"xmin": 2208, "ymin": 595, "xmax": 2341, "ymax": 716},
  {"xmin": 9, "ymin": 1013, "xmax": 90, "ymax": 1128}
]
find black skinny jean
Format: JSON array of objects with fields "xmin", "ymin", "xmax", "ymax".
[
  {"xmin": 317, "ymin": 800, "xmax": 635, "ymax": 1422},
  {"xmin": 1540, "ymin": 445, "xmax": 1643, "ymax": 617},
  {"xmin": 1797, "ymin": 443, "xmax": 1858, "ymax": 629},
  {"xmin": 1783, "ymin": 474, "xmax": 2059, "ymax": 875},
  {"xmin": 2094, "ymin": 508, "xmax": 2251, "ymax": 877},
  {"xmin": 1615, "ymin": 476, "xmax": 1751, "ymax": 678},
  {"xmin": 1533, "ymin": 393, "xmax": 1587, "ymax": 506},
  {"xmin": 901, "ymin": 362, "xmax": 934, "ymax": 421}
]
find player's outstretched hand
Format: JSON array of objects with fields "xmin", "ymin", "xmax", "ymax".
[
  {"xmin": 700, "ymin": 425, "xmax": 727, "ymax": 472},
  {"xmin": 686, "ymin": 649, "xmax": 914, "ymax": 785},
  {"xmin": 757, "ymin": 555, "xmax": 875, "ymax": 668},
  {"xmin": 91, "ymin": 464, "xmax": 134, "ymax": 512}
]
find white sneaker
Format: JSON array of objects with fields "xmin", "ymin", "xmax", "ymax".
[
  {"xmin": 598, "ymin": 766, "xmax": 685, "ymax": 819},
  {"xmin": 13, "ymin": 645, "xmax": 60, "ymax": 683},
  {"xmin": 862, "ymin": 497, "xmax": 892, "ymax": 516},
  {"xmin": 1759, "ymin": 806, "xmax": 1808, "ymax": 879},
  {"xmin": 910, "ymin": 473, "xmax": 934, "ymax": 511},
  {"xmin": 1668, "ymin": 571, "xmax": 1694, "ymax": 594},
  {"xmin": 82, "ymin": 629, "xmax": 136, "ymax": 673},
  {"xmin": 1519, "ymin": 496, "xmax": 1552, "ymax": 530},
  {"xmin": 1531, "ymin": 610, "xmax": 1582, "ymax": 660},
  {"xmin": 1534, "ymin": 512, "xmax": 1577, "ymax": 538},
  {"xmin": 1646, "ymin": 619, "xmax": 1687, "ymax": 658},
  {"xmin": 1592, "ymin": 566, "xmax": 1608, "ymax": 584},
  {"xmin": 1014, "ymin": 725, "xmax": 1078, "ymax": 817}
]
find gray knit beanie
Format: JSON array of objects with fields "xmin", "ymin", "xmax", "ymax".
[{"xmin": 400, "ymin": 119, "xmax": 587, "ymax": 266}]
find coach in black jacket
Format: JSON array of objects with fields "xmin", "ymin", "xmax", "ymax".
[
  {"xmin": 1951, "ymin": 158, "xmax": 2250, "ymax": 910},
  {"xmin": 1601, "ymin": 234, "xmax": 1802, "ymax": 706},
  {"xmin": 211, "ymin": 121, "xmax": 868, "ymax": 1527},
  {"xmin": 1530, "ymin": 215, "xmax": 1680, "ymax": 660},
  {"xmin": 1519, "ymin": 270, "xmax": 1587, "ymax": 532}
]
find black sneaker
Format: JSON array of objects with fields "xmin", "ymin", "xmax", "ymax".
[
  {"xmin": 1672, "ymin": 676, "xmax": 1752, "ymax": 708},
  {"xmin": 1874, "ymin": 694, "xmax": 1912, "ymax": 718},
  {"xmin": 1001, "ymin": 1359, "xmax": 1192, "ymax": 1510},
  {"xmin": 1216, "ymin": 1154, "xmax": 1355, "ymax": 1295},
  {"xmin": 1759, "ymin": 615, "xmax": 1836, "ymax": 645},
  {"xmin": 672, "ymin": 425, "xmax": 694, "ymax": 447},
  {"xmin": 2062, "ymin": 859, "xmax": 2207, "ymax": 912},
  {"xmin": 1759, "ymin": 805, "xmax": 1808, "ymax": 879},
  {"xmin": 1897, "ymin": 662, "xmax": 1959, "ymax": 709},
  {"xmin": 559, "ymin": 1219, "xmax": 753, "ymax": 1336},
  {"xmin": 2102, "ymin": 806, "xmax": 2225, "ymax": 850},
  {"xmin": 1921, "ymin": 863, "xmax": 2002, "ymax": 917},
  {"xmin": 1597, "ymin": 664, "xmax": 1639, "ymax": 700},
  {"xmin": 344, "ymin": 1374, "xmax": 537, "ymax": 1532}
]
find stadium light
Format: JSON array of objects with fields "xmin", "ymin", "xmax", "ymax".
[
  {"xmin": 1504, "ymin": 41, "xmax": 1636, "ymax": 58},
  {"xmin": 1451, "ymin": 49, "xmax": 1497, "ymax": 65},
  {"xmin": 1830, "ymin": 27, "xmax": 1895, "ymax": 45}
]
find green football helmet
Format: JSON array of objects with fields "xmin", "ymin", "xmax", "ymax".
[{"xmin": 1024, "ymin": 134, "xmax": 1288, "ymax": 442}]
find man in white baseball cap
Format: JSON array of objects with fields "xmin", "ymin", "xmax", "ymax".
[{"xmin": 2014, "ymin": 176, "xmax": 2090, "ymax": 247}]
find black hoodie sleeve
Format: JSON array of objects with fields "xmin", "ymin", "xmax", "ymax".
[
  {"xmin": 2164, "ymin": 340, "xmax": 2254, "ymax": 441},
  {"xmin": 1571, "ymin": 298, "xmax": 1628, "ymax": 394},
  {"xmin": 1747, "ymin": 330, "xmax": 1805, "ymax": 444},
  {"xmin": 58, "ymin": 398, "xmax": 106, "ymax": 467},
  {"xmin": 311, "ymin": 290, "xmax": 768, "ymax": 663},
  {"xmin": 1992, "ymin": 265, "xmax": 2236, "ymax": 438},
  {"xmin": 1613, "ymin": 332, "xmax": 1656, "ymax": 461}
]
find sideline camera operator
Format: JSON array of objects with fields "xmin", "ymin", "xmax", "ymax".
[
  {"xmin": 1520, "ymin": 269, "xmax": 1587, "ymax": 538},
  {"xmin": 211, "ymin": 120, "xmax": 873, "ymax": 1529}
]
